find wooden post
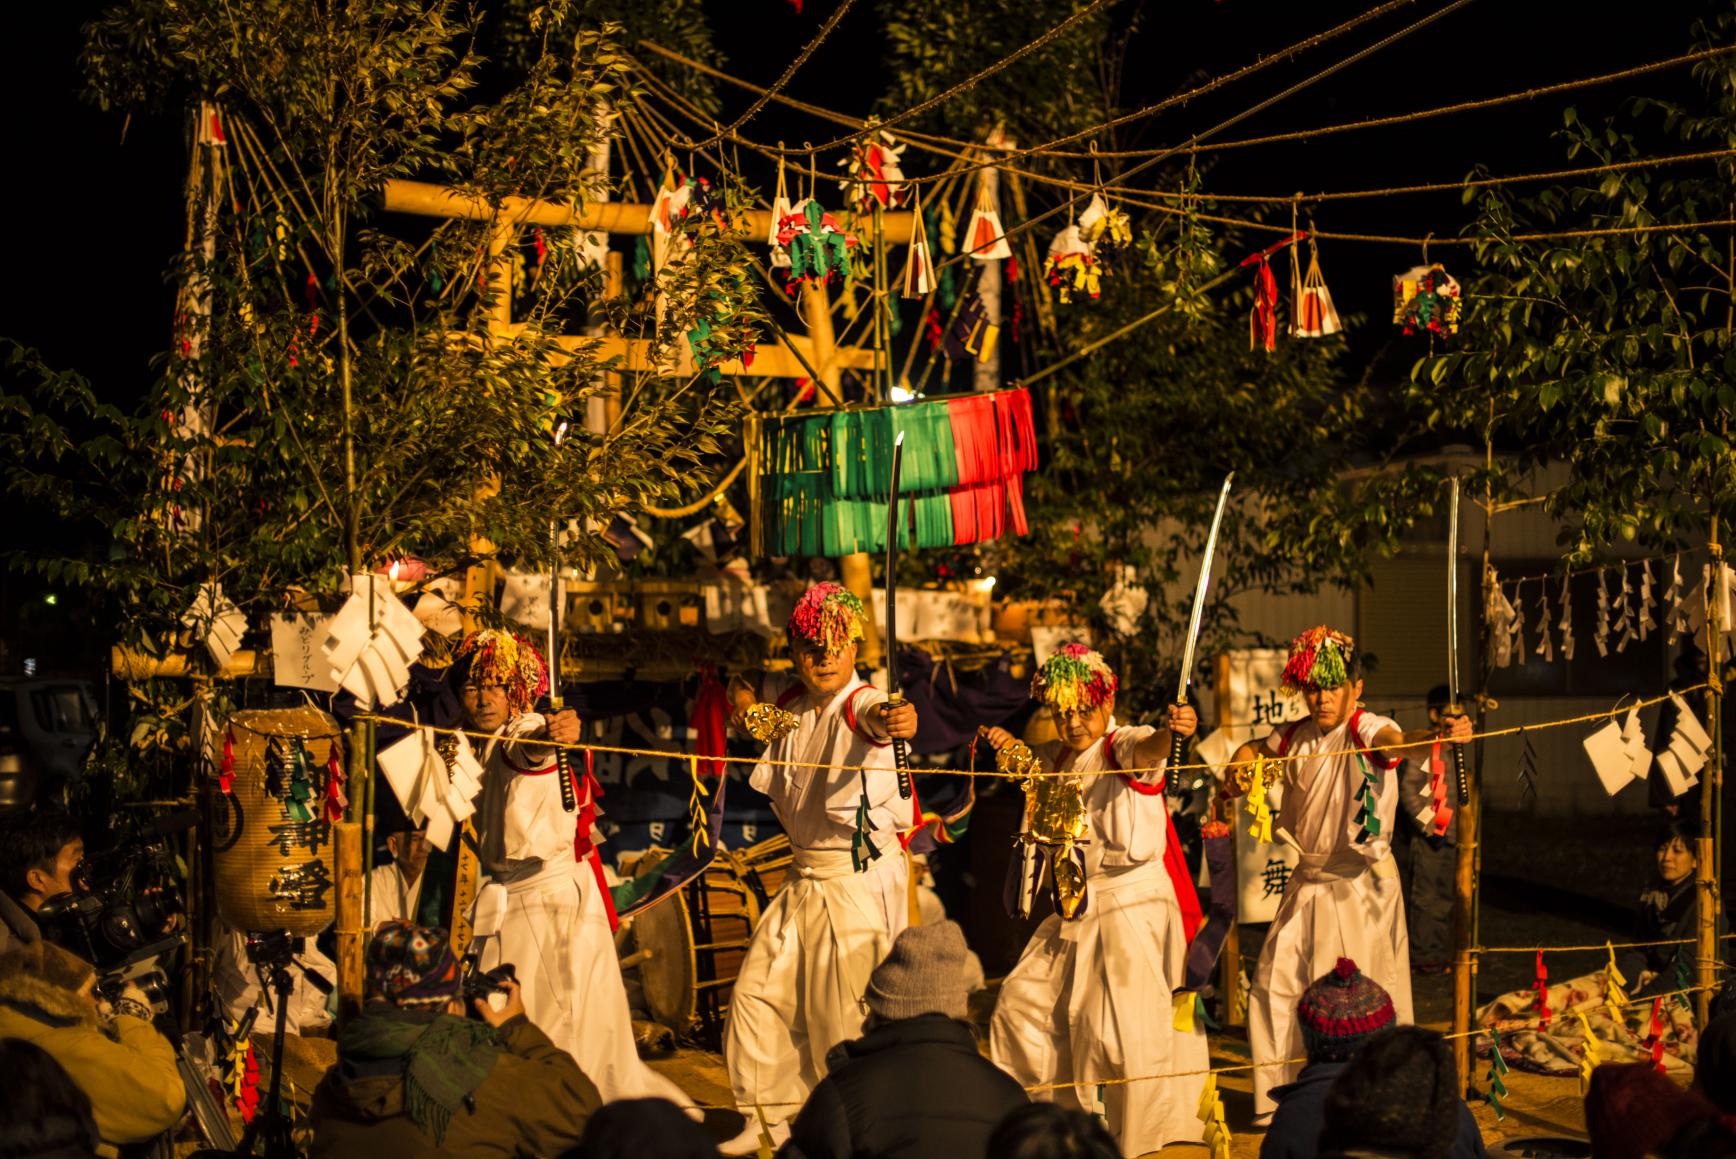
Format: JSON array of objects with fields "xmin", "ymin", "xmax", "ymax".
[
  {"xmin": 1213, "ymin": 652, "xmax": 1245, "ymax": 1027},
  {"xmin": 334, "ymin": 819, "xmax": 365, "ymax": 1022},
  {"xmin": 1453, "ymin": 442, "xmax": 1494, "ymax": 1093},
  {"xmin": 602, "ymin": 252, "xmax": 624, "ymax": 435},
  {"xmin": 973, "ymin": 132, "xmax": 1010, "ymax": 394},
  {"xmin": 1698, "ymin": 527, "xmax": 1724, "ymax": 1026}
]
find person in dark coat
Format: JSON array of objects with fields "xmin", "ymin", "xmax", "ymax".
[
  {"xmin": 1262, "ymin": 961, "xmax": 1485, "ymax": 1159},
  {"xmin": 309, "ymin": 920, "xmax": 602, "ymax": 1158},
  {"xmin": 779, "ymin": 920, "xmax": 1026, "ymax": 1159},
  {"xmin": 1313, "ymin": 1026, "xmax": 1483, "ymax": 1159},
  {"xmin": 1616, "ymin": 819, "xmax": 1726, "ymax": 996}
]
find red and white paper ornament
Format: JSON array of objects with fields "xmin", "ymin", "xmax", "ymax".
[{"xmin": 963, "ymin": 184, "xmax": 1012, "ymax": 261}]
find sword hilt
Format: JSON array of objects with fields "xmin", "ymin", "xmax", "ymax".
[
  {"xmin": 1166, "ymin": 701, "xmax": 1190, "ymax": 798},
  {"xmin": 545, "ymin": 697, "xmax": 578, "ymax": 813},
  {"xmin": 1446, "ymin": 703, "xmax": 1470, "ymax": 806},
  {"xmin": 888, "ymin": 690, "xmax": 913, "ymax": 800}
]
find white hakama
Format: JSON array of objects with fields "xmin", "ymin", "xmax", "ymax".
[
  {"xmin": 990, "ymin": 727, "xmax": 1208, "ymax": 1157},
  {"xmin": 1249, "ymin": 710, "xmax": 1413, "ymax": 1119},
  {"xmin": 475, "ymin": 715, "xmax": 692, "ymax": 1107},
  {"xmin": 725, "ymin": 678, "xmax": 911, "ymax": 1127}
]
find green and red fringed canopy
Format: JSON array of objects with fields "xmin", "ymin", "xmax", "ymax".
[{"xmin": 754, "ymin": 387, "xmax": 1038, "ymax": 557}]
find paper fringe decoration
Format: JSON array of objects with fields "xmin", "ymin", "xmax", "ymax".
[
  {"xmin": 839, "ymin": 130, "xmax": 909, "ymax": 211},
  {"xmin": 1595, "ymin": 569, "xmax": 1612, "ymax": 658},
  {"xmin": 1197, "ymin": 1073, "xmax": 1232, "ymax": 1159},
  {"xmin": 1603, "ymin": 941, "xmax": 1630, "ymax": 1022},
  {"xmin": 1281, "ymin": 626, "xmax": 1356, "ymax": 693},
  {"xmin": 1516, "ymin": 729, "xmax": 1540, "ymax": 803},
  {"xmin": 778, "ymin": 199, "xmax": 857, "ymax": 289},
  {"xmin": 1352, "ymin": 750, "xmax": 1381, "ymax": 841},
  {"xmin": 1639, "ymin": 560, "xmax": 1657, "ymax": 641},
  {"xmin": 1576, "ymin": 1010, "xmax": 1602, "ymax": 1094},
  {"xmin": 963, "ymin": 184, "xmax": 1012, "ymax": 261},
  {"xmin": 1245, "ymin": 757, "xmax": 1275, "ymax": 844},
  {"xmin": 1510, "ymin": 579, "xmax": 1527, "ymax": 663},
  {"xmin": 786, "ymin": 582, "xmax": 866, "ymax": 654},
  {"xmin": 768, "ymin": 158, "xmax": 794, "ymax": 270},
  {"xmin": 1483, "ymin": 1027, "xmax": 1509, "ymax": 1119},
  {"xmin": 1612, "ymin": 566, "xmax": 1636, "ymax": 653},
  {"xmin": 1666, "ymin": 556, "xmax": 1688, "ymax": 643},
  {"xmin": 1031, "ymin": 642, "xmax": 1118, "ymax": 714},
  {"xmin": 1293, "ymin": 240, "xmax": 1342, "ymax": 337},
  {"xmin": 901, "ymin": 191, "xmax": 934, "ymax": 298},
  {"xmin": 1536, "ymin": 580, "xmax": 1555, "ymax": 662},
  {"xmin": 1560, "ymin": 578, "xmax": 1576, "ymax": 661},
  {"xmin": 1534, "ymin": 949, "xmax": 1551, "ymax": 1028}
]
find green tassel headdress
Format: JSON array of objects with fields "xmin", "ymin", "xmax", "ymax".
[
  {"xmin": 1281, "ymin": 626, "xmax": 1358, "ymax": 694},
  {"xmin": 787, "ymin": 582, "xmax": 866, "ymax": 655},
  {"xmin": 1031, "ymin": 643, "xmax": 1118, "ymax": 715}
]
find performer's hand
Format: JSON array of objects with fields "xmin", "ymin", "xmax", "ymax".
[
  {"xmin": 474, "ymin": 978, "xmax": 527, "ymax": 1027},
  {"xmin": 1165, "ymin": 703, "xmax": 1198, "ymax": 739},
  {"xmin": 982, "ymin": 726, "xmax": 1018, "ymax": 751},
  {"xmin": 545, "ymin": 708, "xmax": 582, "ymax": 746},
  {"xmin": 1439, "ymin": 711, "xmax": 1473, "ymax": 746},
  {"xmin": 877, "ymin": 699, "xmax": 918, "ymax": 740}
]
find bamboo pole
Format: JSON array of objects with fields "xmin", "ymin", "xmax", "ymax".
[
  {"xmin": 1698, "ymin": 526, "xmax": 1724, "ymax": 1026},
  {"xmin": 1213, "ymin": 651, "xmax": 1245, "ymax": 1028},
  {"xmin": 333, "ymin": 820, "xmax": 365, "ymax": 1023},
  {"xmin": 382, "ymin": 179, "xmax": 915, "ymax": 243}
]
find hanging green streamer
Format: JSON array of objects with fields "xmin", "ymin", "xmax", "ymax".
[{"xmin": 851, "ymin": 786, "xmax": 881, "ymax": 872}]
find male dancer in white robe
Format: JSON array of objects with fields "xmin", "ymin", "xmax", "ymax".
[
  {"xmin": 457, "ymin": 628, "xmax": 691, "ymax": 1108},
  {"xmin": 1222, "ymin": 626, "xmax": 1470, "ymax": 1122},
  {"xmin": 720, "ymin": 582, "xmax": 919, "ymax": 1154},
  {"xmin": 985, "ymin": 642, "xmax": 1208, "ymax": 1156}
]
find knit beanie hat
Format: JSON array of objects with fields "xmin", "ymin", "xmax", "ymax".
[
  {"xmin": 366, "ymin": 920, "xmax": 462, "ymax": 1009},
  {"xmin": 865, "ymin": 920, "xmax": 969, "ymax": 1021},
  {"xmin": 1320, "ymin": 1026, "xmax": 1458, "ymax": 1159},
  {"xmin": 1297, "ymin": 957, "xmax": 1396, "ymax": 1062},
  {"xmin": 1586, "ymin": 1061, "xmax": 1727, "ymax": 1159}
]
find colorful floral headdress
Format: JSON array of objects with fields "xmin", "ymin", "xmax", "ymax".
[
  {"xmin": 1281, "ymin": 626, "xmax": 1358, "ymax": 694},
  {"xmin": 452, "ymin": 629, "xmax": 549, "ymax": 715},
  {"xmin": 787, "ymin": 582, "xmax": 866, "ymax": 655},
  {"xmin": 1031, "ymin": 643, "xmax": 1118, "ymax": 715}
]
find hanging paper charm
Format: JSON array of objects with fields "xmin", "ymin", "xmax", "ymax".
[
  {"xmin": 963, "ymin": 183, "xmax": 1012, "ymax": 261},
  {"xmin": 778, "ymin": 199, "xmax": 858, "ymax": 289},
  {"xmin": 768, "ymin": 157, "xmax": 794, "ymax": 270},
  {"xmin": 1638, "ymin": 560, "xmax": 1657, "ymax": 641},
  {"xmin": 839, "ymin": 129, "xmax": 910, "ymax": 212},
  {"xmin": 1595, "ymin": 569, "xmax": 1612, "ymax": 658},
  {"xmin": 901, "ymin": 190, "xmax": 934, "ymax": 299},
  {"xmin": 1393, "ymin": 263, "xmax": 1462, "ymax": 337},
  {"xmin": 1484, "ymin": 1028, "xmax": 1509, "ymax": 1120},
  {"xmin": 1559, "ymin": 577, "xmax": 1577, "ymax": 661},
  {"xmin": 1534, "ymin": 949, "xmax": 1551, "ymax": 1028},
  {"xmin": 1042, "ymin": 223, "xmax": 1101, "ymax": 303},
  {"xmin": 1293, "ymin": 237, "xmax": 1343, "ymax": 337},
  {"xmin": 1536, "ymin": 581, "xmax": 1555, "ymax": 662},
  {"xmin": 1077, "ymin": 193, "xmax": 1132, "ymax": 252}
]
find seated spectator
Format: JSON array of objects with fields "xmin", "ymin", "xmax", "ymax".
[
  {"xmin": 1315, "ymin": 1027, "xmax": 1473, "ymax": 1159},
  {"xmin": 1264, "ymin": 960, "xmax": 1484, "ymax": 1159},
  {"xmin": 309, "ymin": 920, "xmax": 601, "ymax": 1158},
  {"xmin": 985, "ymin": 1103, "xmax": 1120, "ymax": 1159},
  {"xmin": 558, "ymin": 1098, "xmax": 719, "ymax": 1159},
  {"xmin": 1586, "ymin": 1061, "xmax": 1736, "ymax": 1159},
  {"xmin": 1617, "ymin": 820, "xmax": 1725, "ymax": 997},
  {"xmin": 0, "ymin": 941, "xmax": 185, "ymax": 1151},
  {"xmin": 779, "ymin": 921, "xmax": 1026, "ymax": 1159},
  {"xmin": 0, "ymin": 1037, "xmax": 103, "ymax": 1159},
  {"xmin": 1695, "ymin": 1013, "xmax": 1736, "ymax": 1115}
]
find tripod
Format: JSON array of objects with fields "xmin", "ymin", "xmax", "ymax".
[{"xmin": 230, "ymin": 932, "xmax": 301, "ymax": 1159}]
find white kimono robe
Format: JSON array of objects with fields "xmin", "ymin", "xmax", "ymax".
[
  {"xmin": 364, "ymin": 861, "xmax": 424, "ymax": 929},
  {"xmin": 1249, "ymin": 709, "xmax": 1413, "ymax": 1119},
  {"xmin": 473, "ymin": 713, "xmax": 691, "ymax": 1106},
  {"xmin": 990, "ymin": 725, "xmax": 1208, "ymax": 1157},
  {"xmin": 725, "ymin": 677, "xmax": 912, "ymax": 1127}
]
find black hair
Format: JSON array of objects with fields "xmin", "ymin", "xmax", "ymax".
[
  {"xmin": 1319, "ymin": 1026, "xmax": 1460, "ymax": 1159},
  {"xmin": 1426, "ymin": 684, "xmax": 1451, "ymax": 711},
  {"xmin": 985, "ymin": 1103, "xmax": 1120, "ymax": 1159},
  {"xmin": 557, "ymin": 1098, "xmax": 719, "ymax": 1159},
  {"xmin": 0, "ymin": 805, "xmax": 82, "ymax": 900},
  {"xmin": 0, "ymin": 1037, "xmax": 101, "ymax": 1158},
  {"xmin": 1657, "ymin": 817, "xmax": 1703, "ymax": 852}
]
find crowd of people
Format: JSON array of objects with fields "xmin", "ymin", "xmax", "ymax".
[{"xmin": 0, "ymin": 587, "xmax": 1728, "ymax": 1158}]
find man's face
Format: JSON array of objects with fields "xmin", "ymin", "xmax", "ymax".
[
  {"xmin": 790, "ymin": 640, "xmax": 858, "ymax": 698},
  {"xmin": 1302, "ymin": 680, "xmax": 1362, "ymax": 730},
  {"xmin": 460, "ymin": 680, "xmax": 512, "ymax": 733},
  {"xmin": 388, "ymin": 831, "xmax": 433, "ymax": 879},
  {"xmin": 1055, "ymin": 697, "xmax": 1114, "ymax": 753},
  {"xmin": 26, "ymin": 838, "xmax": 84, "ymax": 906}
]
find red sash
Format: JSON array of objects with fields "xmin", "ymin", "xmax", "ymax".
[{"xmin": 1102, "ymin": 731, "xmax": 1205, "ymax": 943}]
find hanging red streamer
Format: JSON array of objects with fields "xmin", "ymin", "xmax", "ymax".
[
  {"xmin": 1534, "ymin": 949, "xmax": 1551, "ymax": 1028},
  {"xmin": 1647, "ymin": 997, "xmax": 1667, "ymax": 1072},
  {"xmin": 324, "ymin": 749, "xmax": 348, "ymax": 822},
  {"xmin": 1249, "ymin": 256, "xmax": 1278, "ymax": 352},
  {"xmin": 690, "ymin": 665, "xmax": 729, "ymax": 779},
  {"xmin": 219, "ymin": 726, "xmax": 236, "ymax": 795}
]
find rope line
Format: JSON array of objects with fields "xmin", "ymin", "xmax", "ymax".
[
  {"xmin": 674, "ymin": 981, "xmax": 1725, "ymax": 1110},
  {"xmin": 680, "ymin": 0, "xmax": 861, "ymax": 150},
  {"xmin": 351, "ymin": 681, "xmax": 1710, "ymax": 783}
]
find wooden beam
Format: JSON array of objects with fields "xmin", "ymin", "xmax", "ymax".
[
  {"xmin": 521, "ymin": 329, "xmax": 876, "ymax": 380},
  {"xmin": 111, "ymin": 646, "xmax": 261, "ymax": 680},
  {"xmin": 384, "ymin": 179, "xmax": 915, "ymax": 244}
]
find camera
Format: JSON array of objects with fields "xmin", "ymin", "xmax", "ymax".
[{"xmin": 462, "ymin": 962, "xmax": 517, "ymax": 1015}]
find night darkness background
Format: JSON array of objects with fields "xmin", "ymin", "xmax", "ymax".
[{"xmin": 0, "ymin": 0, "xmax": 1721, "ymax": 681}]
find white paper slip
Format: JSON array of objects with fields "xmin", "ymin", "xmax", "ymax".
[
  {"xmin": 1668, "ymin": 691, "xmax": 1714, "ymax": 755},
  {"xmin": 500, "ymin": 571, "xmax": 553, "ymax": 631},
  {"xmin": 1621, "ymin": 708, "xmax": 1650, "ymax": 780},
  {"xmin": 321, "ymin": 594, "xmax": 373, "ymax": 677},
  {"xmin": 1654, "ymin": 749, "xmax": 1698, "ymax": 798},
  {"xmin": 271, "ymin": 612, "xmax": 341, "ymax": 692},
  {"xmin": 1668, "ymin": 730, "xmax": 1708, "ymax": 778},
  {"xmin": 1583, "ymin": 720, "xmax": 1634, "ymax": 797}
]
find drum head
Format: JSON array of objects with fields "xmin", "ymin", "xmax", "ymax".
[{"xmin": 631, "ymin": 887, "xmax": 697, "ymax": 1031}]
